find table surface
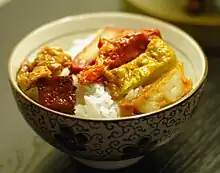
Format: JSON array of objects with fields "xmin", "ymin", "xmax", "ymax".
[{"xmin": 1, "ymin": 0, "xmax": 220, "ymax": 173}]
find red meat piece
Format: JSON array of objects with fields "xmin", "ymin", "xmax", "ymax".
[{"xmin": 38, "ymin": 76, "xmax": 76, "ymax": 114}]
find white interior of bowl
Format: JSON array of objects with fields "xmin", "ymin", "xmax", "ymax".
[{"xmin": 8, "ymin": 12, "xmax": 207, "ymax": 120}]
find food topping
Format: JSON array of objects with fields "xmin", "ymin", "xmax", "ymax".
[
  {"xmin": 38, "ymin": 76, "xmax": 76, "ymax": 114},
  {"xmin": 104, "ymin": 38, "xmax": 177, "ymax": 100},
  {"xmin": 70, "ymin": 27, "xmax": 123, "ymax": 73},
  {"xmin": 17, "ymin": 46, "xmax": 72, "ymax": 91},
  {"xmin": 16, "ymin": 26, "xmax": 193, "ymax": 117},
  {"xmin": 119, "ymin": 63, "xmax": 192, "ymax": 116},
  {"xmin": 76, "ymin": 29, "xmax": 161, "ymax": 85}
]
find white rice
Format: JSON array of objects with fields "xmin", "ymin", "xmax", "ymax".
[{"xmin": 68, "ymin": 35, "xmax": 120, "ymax": 119}]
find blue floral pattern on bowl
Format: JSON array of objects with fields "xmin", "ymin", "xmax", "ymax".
[{"xmin": 10, "ymin": 81, "xmax": 205, "ymax": 161}]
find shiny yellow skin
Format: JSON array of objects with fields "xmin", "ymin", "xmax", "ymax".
[{"xmin": 104, "ymin": 38, "xmax": 178, "ymax": 100}]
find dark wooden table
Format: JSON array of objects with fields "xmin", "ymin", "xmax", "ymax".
[{"xmin": 0, "ymin": 0, "xmax": 219, "ymax": 172}]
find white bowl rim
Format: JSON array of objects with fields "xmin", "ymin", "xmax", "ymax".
[{"xmin": 8, "ymin": 12, "xmax": 208, "ymax": 121}]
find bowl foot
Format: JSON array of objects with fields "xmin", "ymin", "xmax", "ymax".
[{"xmin": 74, "ymin": 156, "xmax": 144, "ymax": 170}]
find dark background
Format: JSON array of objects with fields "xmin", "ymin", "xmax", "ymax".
[{"xmin": 0, "ymin": 0, "xmax": 220, "ymax": 173}]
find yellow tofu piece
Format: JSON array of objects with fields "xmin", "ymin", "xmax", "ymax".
[{"xmin": 104, "ymin": 38, "xmax": 178, "ymax": 100}]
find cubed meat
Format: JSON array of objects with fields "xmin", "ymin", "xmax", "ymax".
[{"xmin": 38, "ymin": 76, "xmax": 76, "ymax": 114}]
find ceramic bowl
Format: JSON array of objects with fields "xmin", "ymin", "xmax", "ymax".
[
  {"xmin": 126, "ymin": 0, "xmax": 220, "ymax": 49},
  {"xmin": 8, "ymin": 12, "xmax": 208, "ymax": 170}
]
